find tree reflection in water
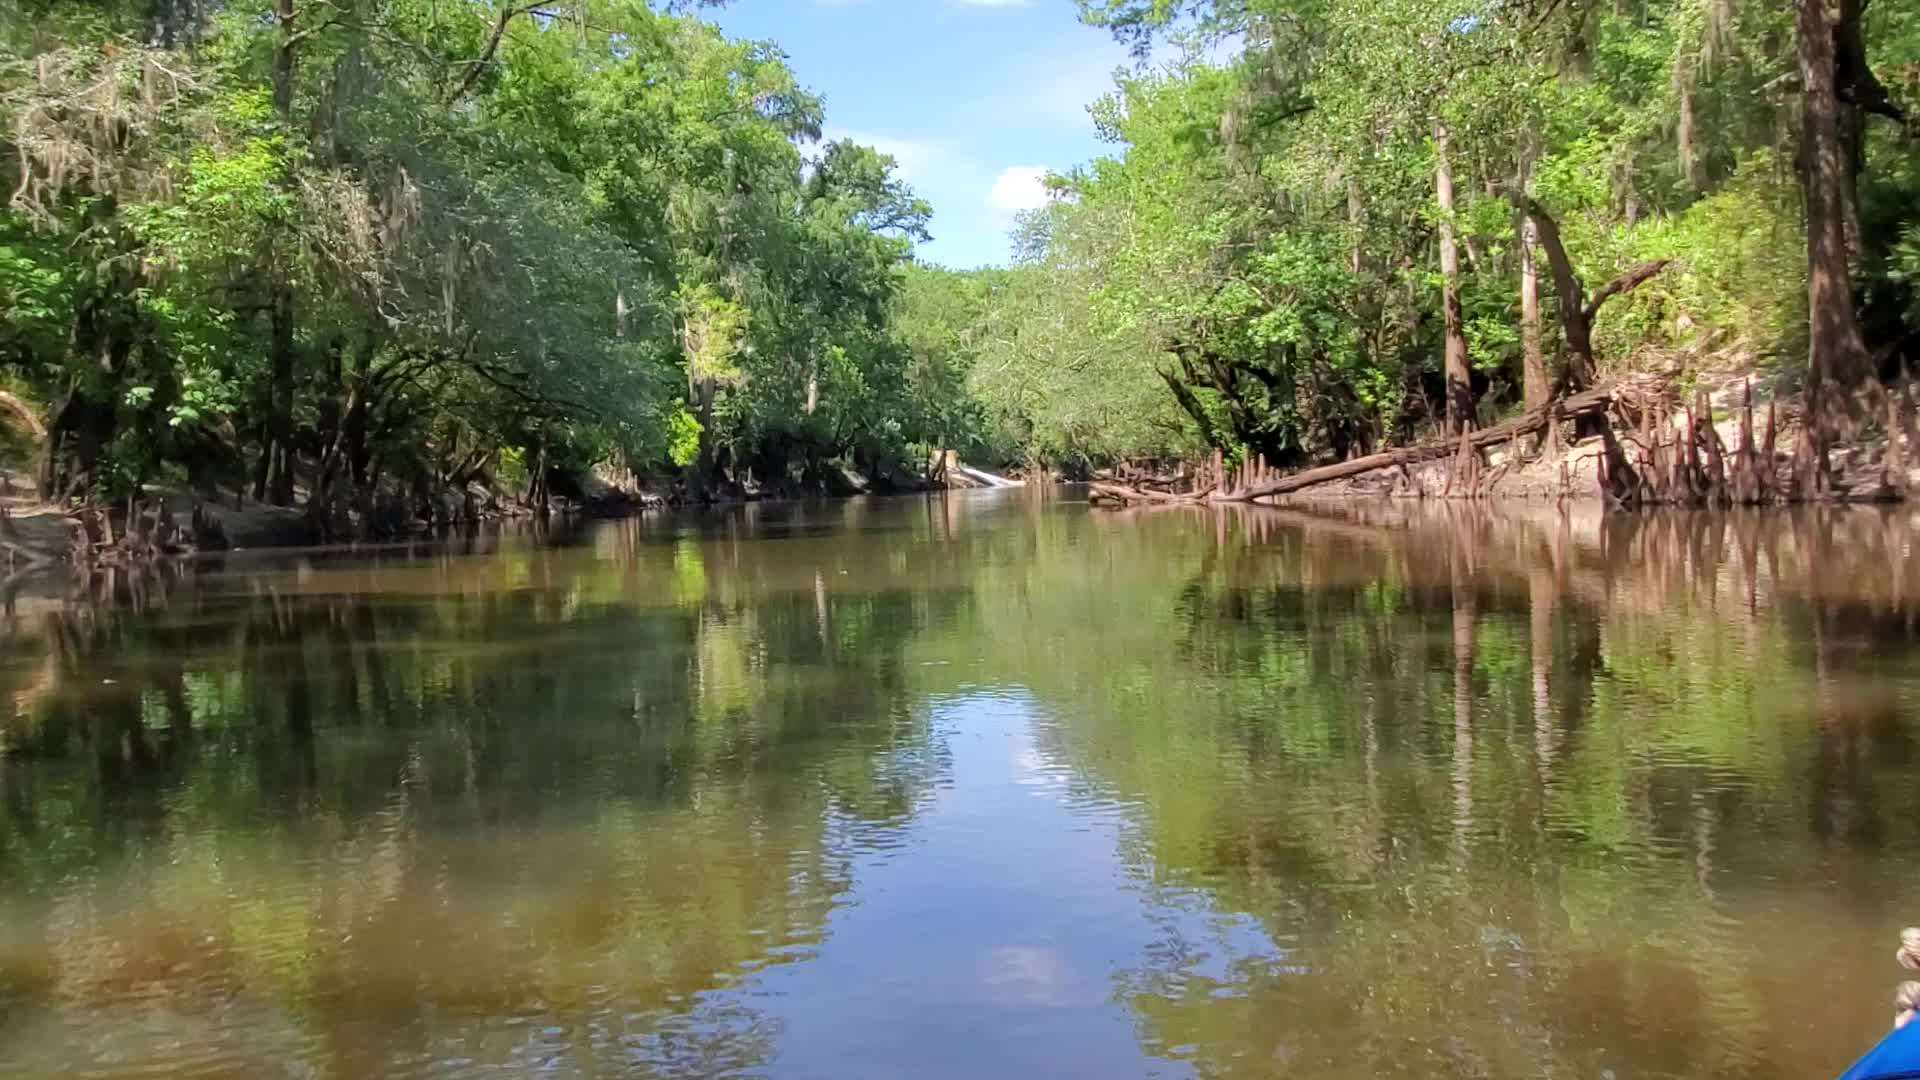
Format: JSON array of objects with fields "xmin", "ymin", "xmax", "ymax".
[{"xmin": 0, "ymin": 496, "xmax": 1916, "ymax": 1078}]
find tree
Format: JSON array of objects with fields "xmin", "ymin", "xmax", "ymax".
[
  {"xmin": 1011, "ymin": 0, "xmax": 1920, "ymax": 478},
  {"xmin": 1795, "ymin": 0, "xmax": 1871, "ymax": 492},
  {"xmin": 1519, "ymin": 216, "xmax": 1547, "ymax": 412},
  {"xmin": 1434, "ymin": 118, "xmax": 1472, "ymax": 433},
  {"xmin": 2, "ymin": 0, "xmax": 958, "ymax": 515}
]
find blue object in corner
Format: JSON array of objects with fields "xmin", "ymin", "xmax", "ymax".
[{"xmin": 1838, "ymin": 1021, "xmax": 1920, "ymax": 1080}]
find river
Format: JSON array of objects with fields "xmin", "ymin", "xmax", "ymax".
[{"xmin": 0, "ymin": 490, "xmax": 1916, "ymax": 1078}]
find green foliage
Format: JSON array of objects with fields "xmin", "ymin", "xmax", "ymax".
[
  {"xmin": 7, "ymin": 0, "xmax": 1918, "ymax": 494},
  {"xmin": 494, "ymin": 445, "xmax": 529, "ymax": 491},
  {"xmin": 954, "ymin": 0, "xmax": 1920, "ymax": 463},
  {"xmin": 666, "ymin": 407, "xmax": 703, "ymax": 468},
  {"xmin": 0, "ymin": 0, "xmax": 961, "ymax": 503},
  {"xmin": 678, "ymin": 285, "xmax": 749, "ymax": 387},
  {"xmin": 0, "ymin": 226, "xmax": 73, "ymax": 366}
]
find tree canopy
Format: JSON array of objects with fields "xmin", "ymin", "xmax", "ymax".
[
  {"xmin": 6, "ymin": 0, "xmax": 1919, "ymax": 507},
  {"xmin": 1, "ymin": 0, "xmax": 948, "ymax": 515},
  {"xmin": 952, "ymin": 0, "xmax": 1920, "ymax": 473}
]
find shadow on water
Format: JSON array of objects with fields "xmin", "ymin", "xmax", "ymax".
[{"xmin": 0, "ymin": 491, "xmax": 1916, "ymax": 1077}]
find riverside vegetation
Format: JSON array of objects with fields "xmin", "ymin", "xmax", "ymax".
[
  {"xmin": 2, "ymin": 0, "xmax": 1919, "ymax": 538},
  {"xmin": 9, "ymin": 6, "xmax": 1920, "ymax": 1076}
]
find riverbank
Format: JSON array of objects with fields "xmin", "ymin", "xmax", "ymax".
[
  {"xmin": 1093, "ymin": 377, "xmax": 1918, "ymax": 508},
  {"xmin": 4, "ymin": 375, "xmax": 1911, "ymax": 576},
  {"xmin": 0, "ymin": 426, "xmax": 1045, "ymax": 570},
  {"xmin": 0, "ymin": 455, "xmax": 1013, "ymax": 573}
]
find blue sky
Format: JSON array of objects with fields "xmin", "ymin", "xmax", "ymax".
[{"xmin": 710, "ymin": 0, "xmax": 1133, "ymax": 268}]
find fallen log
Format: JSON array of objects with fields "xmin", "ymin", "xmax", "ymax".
[
  {"xmin": 955, "ymin": 463, "xmax": 1025, "ymax": 489},
  {"xmin": 1213, "ymin": 382, "xmax": 1627, "ymax": 502},
  {"xmin": 1090, "ymin": 480, "xmax": 1211, "ymax": 505}
]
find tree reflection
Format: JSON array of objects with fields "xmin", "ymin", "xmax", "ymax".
[
  {"xmin": 3, "ymin": 499, "xmax": 1920, "ymax": 1077},
  {"xmin": 0, "ymin": 520, "xmax": 961, "ymax": 1075},
  {"xmin": 1010, "ymin": 501, "xmax": 1920, "ymax": 1079}
]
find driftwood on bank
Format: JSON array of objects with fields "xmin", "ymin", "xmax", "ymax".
[
  {"xmin": 1089, "ymin": 452, "xmax": 1225, "ymax": 505},
  {"xmin": 1089, "ymin": 479, "xmax": 1209, "ymax": 504},
  {"xmin": 1089, "ymin": 379, "xmax": 1676, "ymax": 508},
  {"xmin": 1221, "ymin": 383, "xmax": 1618, "ymax": 502}
]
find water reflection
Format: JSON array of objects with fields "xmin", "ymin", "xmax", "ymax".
[
  {"xmin": 1048, "ymin": 501, "xmax": 1920, "ymax": 1079},
  {"xmin": 0, "ymin": 494, "xmax": 1916, "ymax": 1077},
  {"xmin": 0, "ymin": 507, "xmax": 965, "ymax": 1076}
]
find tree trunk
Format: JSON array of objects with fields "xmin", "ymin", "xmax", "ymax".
[
  {"xmin": 39, "ymin": 384, "xmax": 116, "ymax": 501},
  {"xmin": 272, "ymin": 0, "xmax": 296, "ymax": 118},
  {"xmin": 1797, "ymin": 0, "xmax": 1871, "ymax": 494},
  {"xmin": 1833, "ymin": 0, "xmax": 1904, "ymax": 257},
  {"xmin": 259, "ymin": 283, "xmax": 297, "ymax": 505},
  {"xmin": 1519, "ymin": 217, "xmax": 1547, "ymax": 411},
  {"xmin": 1434, "ymin": 120, "xmax": 1472, "ymax": 435},
  {"xmin": 259, "ymin": 0, "xmax": 300, "ymax": 507},
  {"xmin": 1834, "ymin": 0, "xmax": 1866, "ymax": 263},
  {"xmin": 1677, "ymin": 71, "xmax": 1705, "ymax": 192},
  {"xmin": 315, "ymin": 334, "xmax": 374, "ymax": 504},
  {"xmin": 692, "ymin": 376, "xmax": 717, "ymax": 491},
  {"xmin": 1524, "ymin": 202, "xmax": 1594, "ymax": 389},
  {"xmin": 1347, "ymin": 174, "xmax": 1364, "ymax": 274},
  {"xmin": 1160, "ymin": 369, "xmax": 1223, "ymax": 450},
  {"xmin": 1519, "ymin": 196, "xmax": 1669, "ymax": 392},
  {"xmin": 40, "ymin": 280, "xmax": 137, "ymax": 501},
  {"xmin": 145, "ymin": 0, "xmax": 202, "ymax": 49}
]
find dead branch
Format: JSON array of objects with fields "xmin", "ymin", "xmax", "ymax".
[
  {"xmin": 1582, "ymin": 260, "xmax": 1672, "ymax": 323},
  {"xmin": 1214, "ymin": 381, "xmax": 1629, "ymax": 502}
]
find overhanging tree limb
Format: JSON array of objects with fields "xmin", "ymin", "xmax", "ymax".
[
  {"xmin": 1582, "ymin": 259, "xmax": 1672, "ymax": 324},
  {"xmin": 1513, "ymin": 193, "xmax": 1670, "ymax": 391},
  {"xmin": 447, "ymin": 3, "xmax": 541, "ymax": 103}
]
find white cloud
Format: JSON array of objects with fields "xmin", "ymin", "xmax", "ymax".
[{"xmin": 987, "ymin": 166, "xmax": 1052, "ymax": 211}]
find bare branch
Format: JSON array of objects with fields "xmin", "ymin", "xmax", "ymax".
[
  {"xmin": 282, "ymin": 14, "xmax": 342, "ymax": 49},
  {"xmin": 448, "ymin": 4, "xmax": 541, "ymax": 103},
  {"xmin": 1581, "ymin": 260, "xmax": 1671, "ymax": 323}
]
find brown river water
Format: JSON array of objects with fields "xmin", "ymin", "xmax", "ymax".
[{"xmin": 1, "ymin": 489, "xmax": 1917, "ymax": 1078}]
